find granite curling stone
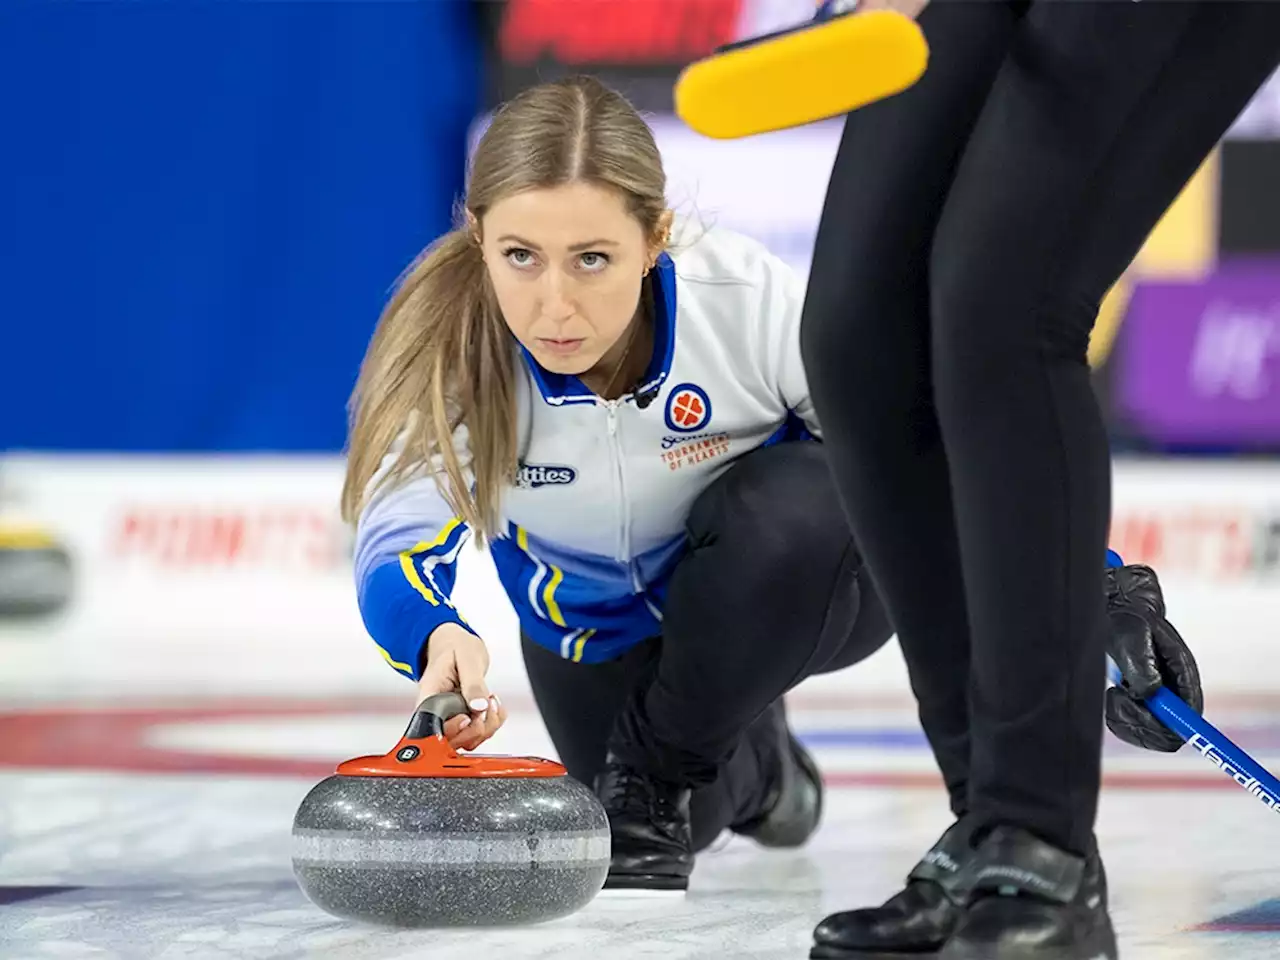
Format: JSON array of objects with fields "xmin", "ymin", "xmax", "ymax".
[{"xmin": 292, "ymin": 692, "xmax": 611, "ymax": 927}]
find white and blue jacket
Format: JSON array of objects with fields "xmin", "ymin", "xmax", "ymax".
[{"xmin": 354, "ymin": 224, "xmax": 819, "ymax": 681}]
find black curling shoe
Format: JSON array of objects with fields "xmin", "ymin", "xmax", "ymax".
[
  {"xmin": 940, "ymin": 826, "xmax": 1118, "ymax": 960},
  {"xmin": 595, "ymin": 755, "xmax": 693, "ymax": 892},
  {"xmin": 810, "ymin": 818, "xmax": 978, "ymax": 959},
  {"xmin": 733, "ymin": 700, "xmax": 824, "ymax": 849}
]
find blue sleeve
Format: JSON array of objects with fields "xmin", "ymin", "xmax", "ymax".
[
  {"xmin": 1105, "ymin": 548, "xmax": 1124, "ymax": 569},
  {"xmin": 353, "ymin": 468, "xmax": 476, "ymax": 682}
]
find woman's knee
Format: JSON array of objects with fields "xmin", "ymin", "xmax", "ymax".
[
  {"xmin": 674, "ymin": 444, "xmax": 857, "ymax": 640},
  {"xmin": 811, "ymin": 581, "xmax": 895, "ymax": 677},
  {"xmin": 685, "ymin": 443, "xmax": 840, "ymax": 559}
]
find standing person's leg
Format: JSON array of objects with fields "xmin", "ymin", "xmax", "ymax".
[
  {"xmin": 799, "ymin": 0, "xmax": 1024, "ymax": 822},
  {"xmin": 798, "ymin": 4, "xmax": 1026, "ymax": 955},
  {"xmin": 916, "ymin": 3, "xmax": 1280, "ymax": 957},
  {"xmin": 807, "ymin": 1, "xmax": 1280, "ymax": 955}
]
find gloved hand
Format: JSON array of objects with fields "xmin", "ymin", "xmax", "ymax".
[{"xmin": 1104, "ymin": 563, "xmax": 1203, "ymax": 752}]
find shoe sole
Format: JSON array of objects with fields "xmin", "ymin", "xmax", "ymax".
[
  {"xmin": 601, "ymin": 874, "xmax": 689, "ymax": 895},
  {"xmin": 939, "ymin": 928, "xmax": 1117, "ymax": 960},
  {"xmin": 596, "ymin": 886, "xmax": 688, "ymax": 900}
]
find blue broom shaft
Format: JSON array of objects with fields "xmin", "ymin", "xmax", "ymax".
[{"xmin": 1108, "ymin": 660, "xmax": 1280, "ymax": 811}]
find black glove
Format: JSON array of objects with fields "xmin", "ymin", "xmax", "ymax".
[{"xmin": 1103, "ymin": 563, "xmax": 1203, "ymax": 753}]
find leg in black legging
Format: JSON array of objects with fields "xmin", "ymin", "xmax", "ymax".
[
  {"xmin": 799, "ymin": 0, "xmax": 1025, "ymax": 815},
  {"xmin": 523, "ymin": 636, "xmax": 789, "ymax": 852},
  {"xmin": 522, "ymin": 442, "xmax": 894, "ymax": 851},
  {"xmin": 928, "ymin": 0, "xmax": 1280, "ymax": 855},
  {"xmin": 522, "ymin": 633, "xmax": 656, "ymax": 792},
  {"xmin": 610, "ymin": 443, "xmax": 888, "ymax": 786}
]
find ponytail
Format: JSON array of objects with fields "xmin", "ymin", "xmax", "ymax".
[{"xmin": 341, "ymin": 228, "xmax": 518, "ymax": 543}]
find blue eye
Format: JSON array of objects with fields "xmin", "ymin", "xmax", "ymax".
[
  {"xmin": 578, "ymin": 252, "xmax": 610, "ymax": 271},
  {"xmin": 502, "ymin": 247, "xmax": 536, "ymax": 268}
]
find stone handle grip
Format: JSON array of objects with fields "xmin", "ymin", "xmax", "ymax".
[{"xmin": 403, "ymin": 692, "xmax": 470, "ymax": 740}]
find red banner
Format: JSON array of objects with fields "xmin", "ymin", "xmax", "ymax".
[{"xmin": 498, "ymin": 0, "xmax": 743, "ymax": 65}]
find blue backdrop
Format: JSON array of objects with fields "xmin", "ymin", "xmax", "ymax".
[{"xmin": 1, "ymin": 1, "xmax": 480, "ymax": 452}]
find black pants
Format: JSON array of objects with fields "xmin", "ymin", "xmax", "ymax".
[
  {"xmin": 522, "ymin": 442, "xmax": 893, "ymax": 852},
  {"xmin": 799, "ymin": 0, "xmax": 1280, "ymax": 855}
]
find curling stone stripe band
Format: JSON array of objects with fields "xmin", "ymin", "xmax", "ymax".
[
  {"xmin": 292, "ymin": 832, "xmax": 611, "ymax": 866},
  {"xmin": 292, "ymin": 858, "xmax": 607, "ymax": 874},
  {"xmin": 293, "ymin": 827, "xmax": 608, "ymax": 843}
]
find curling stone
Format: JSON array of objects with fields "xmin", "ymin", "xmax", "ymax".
[
  {"xmin": 291, "ymin": 692, "xmax": 610, "ymax": 927},
  {"xmin": 0, "ymin": 523, "xmax": 72, "ymax": 618}
]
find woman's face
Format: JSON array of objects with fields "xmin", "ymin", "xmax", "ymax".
[{"xmin": 478, "ymin": 182, "xmax": 663, "ymax": 378}]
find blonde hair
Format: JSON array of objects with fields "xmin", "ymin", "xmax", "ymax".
[{"xmin": 340, "ymin": 76, "xmax": 670, "ymax": 542}]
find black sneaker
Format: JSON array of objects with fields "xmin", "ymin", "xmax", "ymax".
[
  {"xmin": 594, "ymin": 754, "xmax": 693, "ymax": 892},
  {"xmin": 940, "ymin": 826, "xmax": 1118, "ymax": 960},
  {"xmin": 811, "ymin": 818, "xmax": 977, "ymax": 959},
  {"xmin": 732, "ymin": 699, "xmax": 824, "ymax": 848}
]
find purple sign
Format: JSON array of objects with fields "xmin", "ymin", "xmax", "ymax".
[{"xmin": 1118, "ymin": 262, "xmax": 1280, "ymax": 444}]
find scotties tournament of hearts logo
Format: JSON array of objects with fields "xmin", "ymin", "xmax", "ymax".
[{"xmin": 664, "ymin": 383, "xmax": 712, "ymax": 433}]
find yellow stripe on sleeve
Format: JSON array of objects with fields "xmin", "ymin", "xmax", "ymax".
[
  {"xmin": 397, "ymin": 516, "xmax": 466, "ymax": 607},
  {"xmin": 377, "ymin": 644, "xmax": 415, "ymax": 676},
  {"xmin": 398, "ymin": 552, "xmax": 438, "ymax": 605}
]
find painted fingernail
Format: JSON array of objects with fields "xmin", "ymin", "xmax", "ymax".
[
  {"xmin": 458, "ymin": 717, "xmax": 472, "ymax": 730},
  {"xmin": 478, "ymin": 712, "xmax": 488, "ymax": 724},
  {"xmin": 469, "ymin": 698, "xmax": 489, "ymax": 712},
  {"xmin": 490, "ymin": 696, "xmax": 499, "ymax": 712}
]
